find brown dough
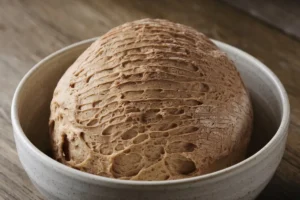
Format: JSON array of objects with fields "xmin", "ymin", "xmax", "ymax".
[{"xmin": 49, "ymin": 19, "xmax": 253, "ymax": 180}]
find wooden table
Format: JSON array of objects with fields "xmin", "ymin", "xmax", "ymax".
[{"xmin": 0, "ymin": 0, "xmax": 299, "ymax": 199}]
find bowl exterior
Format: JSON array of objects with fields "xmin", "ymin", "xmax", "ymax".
[{"xmin": 12, "ymin": 38, "xmax": 290, "ymax": 200}]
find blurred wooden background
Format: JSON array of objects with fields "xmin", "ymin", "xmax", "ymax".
[
  {"xmin": 223, "ymin": 0, "xmax": 300, "ymax": 40},
  {"xmin": 0, "ymin": 0, "xmax": 299, "ymax": 199}
]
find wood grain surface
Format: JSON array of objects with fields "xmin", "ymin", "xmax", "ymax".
[
  {"xmin": 222, "ymin": 0, "xmax": 300, "ymax": 40},
  {"xmin": 0, "ymin": 0, "xmax": 299, "ymax": 199}
]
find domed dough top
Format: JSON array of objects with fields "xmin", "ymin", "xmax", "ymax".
[{"xmin": 49, "ymin": 19, "xmax": 253, "ymax": 180}]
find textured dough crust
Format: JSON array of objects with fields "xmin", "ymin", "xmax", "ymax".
[{"xmin": 49, "ymin": 19, "xmax": 253, "ymax": 180}]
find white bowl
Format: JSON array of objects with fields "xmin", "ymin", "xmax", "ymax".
[{"xmin": 11, "ymin": 38, "xmax": 290, "ymax": 200}]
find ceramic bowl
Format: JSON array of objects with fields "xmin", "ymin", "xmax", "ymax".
[{"xmin": 11, "ymin": 38, "xmax": 290, "ymax": 200}]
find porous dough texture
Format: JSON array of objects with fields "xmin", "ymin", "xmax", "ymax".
[{"xmin": 49, "ymin": 19, "xmax": 253, "ymax": 181}]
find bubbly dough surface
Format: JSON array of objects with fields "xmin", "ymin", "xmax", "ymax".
[{"xmin": 49, "ymin": 19, "xmax": 253, "ymax": 180}]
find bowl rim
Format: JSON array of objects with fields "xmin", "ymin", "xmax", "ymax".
[{"xmin": 11, "ymin": 38, "xmax": 290, "ymax": 186}]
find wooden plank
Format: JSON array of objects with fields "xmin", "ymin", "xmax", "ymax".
[
  {"xmin": 222, "ymin": 0, "xmax": 300, "ymax": 40},
  {"xmin": 0, "ymin": 0, "xmax": 299, "ymax": 199}
]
